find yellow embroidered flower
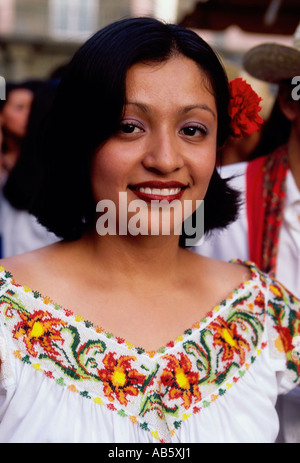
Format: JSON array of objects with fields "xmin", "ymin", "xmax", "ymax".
[
  {"xmin": 93, "ymin": 397, "xmax": 104, "ymax": 405},
  {"xmin": 151, "ymin": 430, "xmax": 160, "ymax": 440},
  {"xmin": 211, "ymin": 317, "xmax": 250, "ymax": 364},
  {"xmin": 23, "ymin": 286, "xmax": 32, "ymax": 293},
  {"xmin": 12, "ymin": 309, "xmax": 67, "ymax": 358},
  {"xmin": 270, "ymin": 284, "xmax": 283, "ymax": 299},
  {"xmin": 32, "ymin": 363, "xmax": 42, "ymax": 371},
  {"xmin": 161, "ymin": 353, "xmax": 201, "ymax": 409},
  {"xmin": 98, "ymin": 353, "xmax": 146, "ymax": 406}
]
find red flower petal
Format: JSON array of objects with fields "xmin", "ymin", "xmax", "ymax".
[{"xmin": 228, "ymin": 78, "xmax": 263, "ymax": 138}]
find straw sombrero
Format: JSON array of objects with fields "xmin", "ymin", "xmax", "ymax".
[{"xmin": 243, "ymin": 22, "xmax": 300, "ymax": 83}]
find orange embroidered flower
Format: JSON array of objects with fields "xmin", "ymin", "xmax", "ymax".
[
  {"xmin": 161, "ymin": 353, "xmax": 201, "ymax": 409},
  {"xmin": 274, "ymin": 325, "xmax": 295, "ymax": 355},
  {"xmin": 98, "ymin": 352, "xmax": 146, "ymax": 405},
  {"xmin": 254, "ymin": 290, "xmax": 265, "ymax": 309},
  {"xmin": 211, "ymin": 318, "xmax": 250, "ymax": 364},
  {"xmin": 12, "ymin": 310, "xmax": 67, "ymax": 358},
  {"xmin": 228, "ymin": 78, "xmax": 263, "ymax": 138}
]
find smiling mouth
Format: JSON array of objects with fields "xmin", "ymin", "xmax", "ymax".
[{"xmin": 129, "ymin": 181, "xmax": 187, "ymax": 202}]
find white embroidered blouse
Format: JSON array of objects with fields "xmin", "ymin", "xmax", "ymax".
[{"xmin": 0, "ymin": 262, "xmax": 300, "ymax": 443}]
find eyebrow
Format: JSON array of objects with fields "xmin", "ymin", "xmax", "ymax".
[
  {"xmin": 126, "ymin": 102, "xmax": 216, "ymax": 119},
  {"xmin": 179, "ymin": 104, "xmax": 216, "ymax": 119}
]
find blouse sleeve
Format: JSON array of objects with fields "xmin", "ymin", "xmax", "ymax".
[
  {"xmin": 266, "ymin": 276, "xmax": 300, "ymax": 393},
  {"xmin": 0, "ymin": 268, "xmax": 16, "ymax": 412}
]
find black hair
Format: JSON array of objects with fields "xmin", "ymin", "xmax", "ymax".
[{"xmin": 28, "ymin": 17, "xmax": 240, "ymax": 244}]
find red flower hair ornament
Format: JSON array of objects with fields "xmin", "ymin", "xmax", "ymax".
[{"xmin": 228, "ymin": 77, "xmax": 263, "ymax": 138}]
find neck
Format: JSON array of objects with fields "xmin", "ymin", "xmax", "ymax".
[
  {"xmin": 287, "ymin": 125, "xmax": 300, "ymax": 190},
  {"xmin": 78, "ymin": 230, "xmax": 185, "ymax": 286}
]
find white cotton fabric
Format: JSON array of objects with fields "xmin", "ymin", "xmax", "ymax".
[
  {"xmin": 0, "ymin": 264, "xmax": 299, "ymax": 443},
  {"xmin": 0, "ymin": 345, "xmax": 283, "ymax": 443},
  {"xmin": 0, "ymin": 191, "xmax": 58, "ymax": 258}
]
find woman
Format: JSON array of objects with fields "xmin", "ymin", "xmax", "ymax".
[
  {"xmin": 0, "ymin": 17, "xmax": 299, "ymax": 443},
  {"xmin": 0, "ymin": 80, "xmax": 59, "ymax": 258},
  {"xmin": 0, "ymin": 81, "xmax": 40, "ymax": 177}
]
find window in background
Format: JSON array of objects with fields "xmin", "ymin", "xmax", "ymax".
[{"xmin": 49, "ymin": 0, "xmax": 99, "ymax": 40}]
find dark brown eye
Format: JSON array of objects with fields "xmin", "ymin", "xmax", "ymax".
[
  {"xmin": 181, "ymin": 125, "xmax": 207, "ymax": 137},
  {"xmin": 120, "ymin": 123, "xmax": 136, "ymax": 133}
]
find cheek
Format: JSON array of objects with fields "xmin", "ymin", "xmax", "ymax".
[
  {"xmin": 193, "ymin": 144, "xmax": 217, "ymax": 186},
  {"xmin": 91, "ymin": 148, "xmax": 126, "ymax": 202}
]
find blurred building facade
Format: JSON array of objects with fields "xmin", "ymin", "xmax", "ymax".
[
  {"xmin": 0, "ymin": 0, "xmax": 198, "ymax": 81},
  {"xmin": 0, "ymin": 0, "xmax": 296, "ymax": 118}
]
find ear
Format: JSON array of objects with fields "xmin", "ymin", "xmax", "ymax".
[{"xmin": 278, "ymin": 82, "xmax": 299, "ymax": 122}]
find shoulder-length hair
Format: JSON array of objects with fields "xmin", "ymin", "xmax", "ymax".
[{"xmin": 28, "ymin": 17, "xmax": 240, "ymax": 244}]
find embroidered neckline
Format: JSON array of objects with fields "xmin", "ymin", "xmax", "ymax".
[
  {"xmin": 0, "ymin": 261, "xmax": 258, "ymax": 359},
  {"xmin": 1, "ymin": 262, "xmax": 299, "ymax": 443},
  {"xmin": 0, "ymin": 261, "xmax": 274, "ymax": 443}
]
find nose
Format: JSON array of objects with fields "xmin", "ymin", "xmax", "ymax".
[{"xmin": 142, "ymin": 129, "xmax": 184, "ymax": 174}]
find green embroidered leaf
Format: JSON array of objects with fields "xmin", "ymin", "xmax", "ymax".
[
  {"xmin": 174, "ymin": 421, "xmax": 182, "ymax": 429},
  {"xmin": 140, "ymin": 422, "xmax": 150, "ymax": 431},
  {"xmin": 202, "ymin": 400, "xmax": 210, "ymax": 408},
  {"xmin": 56, "ymin": 377, "xmax": 66, "ymax": 386}
]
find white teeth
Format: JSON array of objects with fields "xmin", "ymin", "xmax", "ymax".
[{"xmin": 137, "ymin": 187, "xmax": 181, "ymax": 196}]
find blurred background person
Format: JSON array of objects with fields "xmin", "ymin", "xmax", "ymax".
[
  {"xmin": 196, "ymin": 22, "xmax": 300, "ymax": 443},
  {"xmin": 0, "ymin": 80, "xmax": 41, "ymax": 179},
  {"xmin": 0, "ymin": 79, "xmax": 59, "ymax": 258}
]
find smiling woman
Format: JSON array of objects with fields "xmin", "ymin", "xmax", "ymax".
[
  {"xmin": 91, "ymin": 55, "xmax": 216, "ymax": 241},
  {"xmin": 0, "ymin": 17, "xmax": 299, "ymax": 444}
]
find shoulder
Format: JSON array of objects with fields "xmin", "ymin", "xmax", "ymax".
[
  {"xmin": 184, "ymin": 251, "xmax": 252, "ymax": 299},
  {"xmin": 0, "ymin": 243, "xmax": 65, "ymax": 289}
]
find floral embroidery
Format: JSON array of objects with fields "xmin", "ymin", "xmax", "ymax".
[
  {"xmin": 12, "ymin": 309, "xmax": 67, "ymax": 358},
  {"xmin": 98, "ymin": 352, "xmax": 146, "ymax": 405},
  {"xmin": 211, "ymin": 318, "xmax": 250, "ymax": 364},
  {"xmin": 161, "ymin": 353, "xmax": 201, "ymax": 409},
  {"xmin": 267, "ymin": 278, "xmax": 300, "ymax": 380},
  {"xmin": 0, "ymin": 263, "xmax": 299, "ymax": 442}
]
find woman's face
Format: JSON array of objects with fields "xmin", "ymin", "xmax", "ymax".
[
  {"xmin": 91, "ymin": 54, "xmax": 217, "ymax": 237},
  {"xmin": 0, "ymin": 88, "xmax": 33, "ymax": 138}
]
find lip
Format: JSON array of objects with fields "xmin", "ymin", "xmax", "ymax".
[{"xmin": 128, "ymin": 181, "xmax": 188, "ymax": 203}]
